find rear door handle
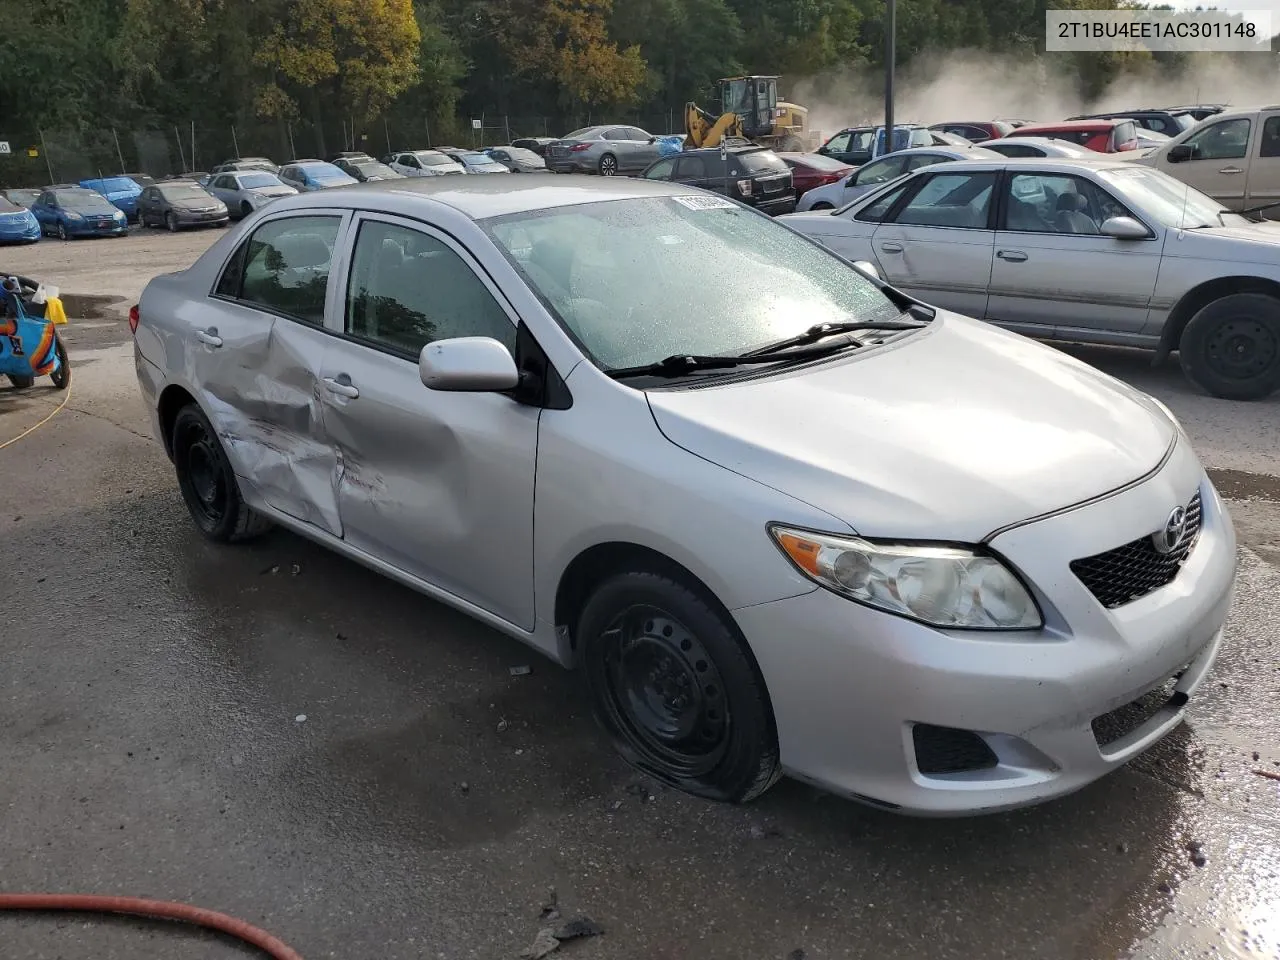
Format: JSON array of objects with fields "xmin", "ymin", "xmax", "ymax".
[
  {"xmin": 1219, "ymin": 166, "xmax": 1244, "ymax": 175},
  {"xmin": 997, "ymin": 250, "xmax": 1028, "ymax": 262},
  {"xmin": 322, "ymin": 375, "xmax": 359, "ymax": 399},
  {"xmin": 194, "ymin": 328, "xmax": 223, "ymax": 347},
  {"xmin": 879, "ymin": 241, "xmax": 904, "ymax": 253}
]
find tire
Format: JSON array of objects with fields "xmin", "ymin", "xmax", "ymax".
[
  {"xmin": 810, "ymin": 202, "xmax": 834, "ymax": 210},
  {"xmin": 599, "ymin": 154, "xmax": 618, "ymax": 177},
  {"xmin": 136, "ymin": 209, "xmax": 147, "ymax": 228},
  {"xmin": 577, "ymin": 570, "xmax": 780, "ymax": 803},
  {"xmin": 50, "ymin": 336, "xmax": 70, "ymax": 390},
  {"xmin": 57, "ymin": 222, "xmax": 68, "ymax": 241},
  {"xmin": 166, "ymin": 212, "xmax": 179, "ymax": 232},
  {"xmin": 171, "ymin": 404, "xmax": 273, "ymax": 542},
  {"xmin": 7, "ymin": 374, "xmax": 34, "ymax": 389},
  {"xmin": 1178, "ymin": 293, "xmax": 1280, "ymax": 401},
  {"xmin": 241, "ymin": 201, "xmax": 253, "ymax": 219},
  {"xmin": 779, "ymin": 135, "xmax": 804, "ymax": 152}
]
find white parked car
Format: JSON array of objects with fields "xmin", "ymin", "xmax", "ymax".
[
  {"xmin": 131, "ymin": 175, "xmax": 1236, "ymax": 815},
  {"xmin": 781, "ymin": 156, "xmax": 1280, "ymax": 399},
  {"xmin": 796, "ymin": 145, "xmax": 1002, "ymax": 211},
  {"xmin": 387, "ymin": 150, "xmax": 466, "ymax": 178},
  {"xmin": 981, "ymin": 137, "xmax": 1097, "ymax": 159}
]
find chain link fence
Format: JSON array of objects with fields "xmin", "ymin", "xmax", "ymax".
[{"xmin": 0, "ymin": 109, "xmax": 688, "ymax": 189}]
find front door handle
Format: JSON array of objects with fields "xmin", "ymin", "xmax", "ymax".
[
  {"xmin": 195, "ymin": 328, "xmax": 223, "ymax": 347},
  {"xmin": 1219, "ymin": 166, "xmax": 1244, "ymax": 175},
  {"xmin": 322, "ymin": 375, "xmax": 359, "ymax": 399},
  {"xmin": 997, "ymin": 250, "xmax": 1028, "ymax": 262},
  {"xmin": 879, "ymin": 241, "xmax": 904, "ymax": 253}
]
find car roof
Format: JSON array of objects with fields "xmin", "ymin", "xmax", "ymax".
[
  {"xmin": 893, "ymin": 156, "xmax": 1131, "ymax": 174},
  {"xmin": 259, "ymin": 173, "xmax": 754, "ymax": 220},
  {"xmin": 1018, "ymin": 119, "xmax": 1126, "ymax": 131},
  {"xmin": 1070, "ymin": 110, "xmax": 1172, "ymax": 119},
  {"xmin": 682, "ymin": 144, "xmax": 771, "ymax": 155}
]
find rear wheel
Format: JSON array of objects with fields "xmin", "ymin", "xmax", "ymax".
[
  {"xmin": 1179, "ymin": 293, "xmax": 1280, "ymax": 401},
  {"xmin": 50, "ymin": 336, "xmax": 70, "ymax": 390},
  {"xmin": 810, "ymin": 201, "xmax": 834, "ymax": 210},
  {"xmin": 171, "ymin": 405, "xmax": 273, "ymax": 542},
  {"xmin": 599, "ymin": 154, "xmax": 618, "ymax": 177},
  {"xmin": 6, "ymin": 375, "xmax": 34, "ymax": 389},
  {"xmin": 578, "ymin": 571, "xmax": 780, "ymax": 803},
  {"xmin": 779, "ymin": 135, "xmax": 804, "ymax": 152}
]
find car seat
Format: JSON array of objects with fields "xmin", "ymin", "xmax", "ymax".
[{"xmin": 1054, "ymin": 192, "xmax": 1098, "ymax": 234}]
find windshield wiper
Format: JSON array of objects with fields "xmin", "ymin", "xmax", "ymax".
[
  {"xmin": 741, "ymin": 317, "xmax": 927, "ymax": 358},
  {"xmin": 606, "ymin": 337, "xmax": 864, "ymax": 380}
]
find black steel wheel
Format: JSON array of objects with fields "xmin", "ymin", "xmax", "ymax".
[
  {"xmin": 7, "ymin": 374, "xmax": 35, "ymax": 389},
  {"xmin": 599, "ymin": 154, "xmax": 618, "ymax": 177},
  {"xmin": 50, "ymin": 335, "xmax": 70, "ymax": 390},
  {"xmin": 166, "ymin": 211, "xmax": 179, "ymax": 232},
  {"xmin": 579, "ymin": 571, "xmax": 780, "ymax": 802},
  {"xmin": 57, "ymin": 222, "xmax": 68, "ymax": 241},
  {"xmin": 171, "ymin": 405, "xmax": 272, "ymax": 542},
  {"xmin": 1180, "ymin": 293, "xmax": 1280, "ymax": 401}
]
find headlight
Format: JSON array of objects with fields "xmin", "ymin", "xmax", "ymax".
[
  {"xmin": 64, "ymin": 211, "xmax": 83, "ymax": 220},
  {"xmin": 770, "ymin": 526, "xmax": 1042, "ymax": 630},
  {"xmin": 114, "ymin": 210, "xmax": 125, "ymax": 221}
]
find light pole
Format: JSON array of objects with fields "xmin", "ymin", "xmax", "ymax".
[{"xmin": 884, "ymin": 0, "xmax": 896, "ymax": 154}]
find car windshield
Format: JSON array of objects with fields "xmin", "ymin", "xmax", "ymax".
[
  {"xmin": 160, "ymin": 183, "xmax": 213, "ymax": 199},
  {"xmin": 416, "ymin": 152, "xmax": 454, "ymax": 166},
  {"xmin": 56, "ymin": 189, "xmax": 117, "ymax": 212},
  {"xmin": 6, "ymin": 190, "xmax": 39, "ymax": 205},
  {"xmin": 1098, "ymin": 166, "xmax": 1238, "ymax": 229},
  {"xmin": 463, "ymin": 155, "xmax": 502, "ymax": 167},
  {"xmin": 356, "ymin": 162, "xmax": 397, "ymax": 177},
  {"xmin": 94, "ymin": 177, "xmax": 137, "ymax": 193},
  {"xmin": 239, "ymin": 173, "xmax": 282, "ymax": 188},
  {"xmin": 738, "ymin": 150, "xmax": 788, "ymax": 173},
  {"xmin": 485, "ymin": 196, "xmax": 903, "ymax": 372},
  {"xmin": 0, "ymin": 197, "xmax": 22, "ymax": 212},
  {"xmin": 302, "ymin": 164, "xmax": 348, "ymax": 180}
]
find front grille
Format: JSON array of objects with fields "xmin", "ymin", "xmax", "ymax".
[
  {"xmin": 1070, "ymin": 492, "xmax": 1202, "ymax": 609},
  {"xmin": 912, "ymin": 724, "xmax": 998, "ymax": 774},
  {"xmin": 1091, "ymin": 668, "xmax": 1187, "ymax": 747}
]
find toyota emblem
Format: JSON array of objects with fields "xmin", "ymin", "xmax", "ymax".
[{"xmin": 1152, "ymin": 506, "xmax": 1187, "ymax": 555}]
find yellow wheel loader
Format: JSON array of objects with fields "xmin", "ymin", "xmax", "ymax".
[{"xmin": 684, "ymin": 76, "xmax": 812, "ymax": 151}]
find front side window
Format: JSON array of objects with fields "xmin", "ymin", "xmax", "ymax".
[
  {"xmin": 675, "ymin": 156, "xmax": 709, "ymax": 179},
  {"xmin": 486, "ymin": 196, "xmax": 902, "ymax": 372},
  {"xmin": 1184, "ymin": 118, "xmax": 1251, "ymax": 160},
  {"xmin": 1003, "ymin": 173, "xmax": 1132, "ymax": 235},
  {"xmin": 345, "ymin": 220, "xmax": 515, "ymax": 357},
  {"xmin": 892, "ymin": 172, "xmax": 995, "ymax": 229},
  {"xmin": 232, "ymin": 215, "xmax": 341, "ymax": 324},
  {"xmin": 824, "ymin": 132, "xmax": 852, "ymax": 153},
  {"xmin": 1261, "ymin": 116, "xmax": 1280, "ymax": 158}
]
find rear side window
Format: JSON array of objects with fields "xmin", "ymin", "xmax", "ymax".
[
  {"xmin": 644, "ymin": 158, "xmax": 675, "ymax": 180},
  {"xmin": 675, "ymin": 155, "xmax": 711, "ymax": 179},
  {"xmin": 1112, "ymin": 122, "xmax": 1137, "ymax": 148},
  {"xmin": 1261, "ymin": 116, "xmax": 1280, "ymax": 158},
  {"xmin": 222, "ymin": 215, "xmax": 341, "ymax": 325}
]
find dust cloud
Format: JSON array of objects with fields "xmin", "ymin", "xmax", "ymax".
[{"xmin": 789, "ymin": 51, "xmax": 1280, "ymax": 138}]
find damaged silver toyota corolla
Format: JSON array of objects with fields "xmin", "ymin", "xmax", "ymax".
[{"xmin": 133, "ymin": 175, "xmax": 1236, "ymax": 815}]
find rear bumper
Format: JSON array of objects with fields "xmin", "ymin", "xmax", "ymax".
[
  {"xmin": 547, "ymin": 156, "xmax": 593, "ymax": 173},
  {"xmin": 754, "ymin": 195, "xmax": 797, "ymax": 215}
]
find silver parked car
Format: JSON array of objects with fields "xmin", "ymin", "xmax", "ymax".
[
  {"xmin": 206, "ymin": 170, "xmax": 298, "ymax": 219},
  {"xmin": 781, "ymin": 157, "xmax": 1280, "ymax": 399},
  {"xmin": 132, "ymin": 176, "xmax": 1235, "ymax": 815},
  {"xmin": 545, "ymin": 125, "xmax": 663, "ymax": 176},
  {"xmin": 796, "ymin": 145, "xmax": 1003, "ymax": 211}
]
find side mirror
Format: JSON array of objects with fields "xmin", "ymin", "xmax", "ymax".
[
  {"xmin": 852, "ymin": 260, "xmax": 880, "ymax": 280},
  {"xmin": 1099, "ymin": 216, "xmax": 1149, "ymax": 240},
  {"xmin": 1168, "ymin": 143, "xmax": 1194, "ymax": 162},
  {"xmin": 648, "ymin": 136, "xmax": 656, "ymax": 144},
  {"xmin": 419, "ymin": 337, "xmax": 519, "ymax": 392}
]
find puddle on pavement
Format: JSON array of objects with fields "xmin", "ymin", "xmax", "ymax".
[
  {"xmin": 1209, "ymin": 469, "xmax": 1280, "ymax": 504},
  {"xmin": 60, "ymin": 292, "xmax": 127, "ymax": 320}
]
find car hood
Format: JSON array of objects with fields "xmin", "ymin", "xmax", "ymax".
[
  {"xmin": 1168, "ymin": 220, "xmax": 1280, "ymax": 262},
  {"xmin": 173, "ymin": 197, "xmax": 224, "ymax": 210},
  {"xmin": 646, "ymin": 313, "xmax": 1174, "ymax": 542}
]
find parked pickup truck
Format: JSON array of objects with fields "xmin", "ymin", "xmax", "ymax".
[{"xmin": 1136, "ymin": 105, "xmax": 1280, "ymax": 218}]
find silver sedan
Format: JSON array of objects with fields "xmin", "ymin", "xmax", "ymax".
[
  {"xmin": 781, "ymin": 156, "xmax": 1280, "ymax": 399},
  {"xmin": 132, "ymin": 175, "xmax": 1234, "ymax": 815},
  {"xmin": 544, "ymin": 125, "xmax": 663, "ymax": 176},
  {"xmin": 206, "ymin": 170, "xmax": 298, "ymax": 219},
  {"xmin": 795, "ymin": 145, "xmax": 1003, "ymax": 211}
]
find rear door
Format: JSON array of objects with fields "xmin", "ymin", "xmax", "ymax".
[
  {"xmin": 201, "ymin": 211, "xmax": 349, "ymax": 535},
  {"xmin": 870, "ymin": 168, "xmax": 998, "ymax": 317},
  {"xmin": 673, "ymin": 154, "xmax": 718, "ymax": 193},
  {"xmin": 626, "ymin": 127, "xmax": 661, "ymax": 168},
  {"xmin": 318, "ymin": 214, "xmax": 538, "ymax": 627},
  {"xmin": 1244, "ymin": 111, "xmax": 1280, "ymax": 218},
  {"xmin": 1156, "ymin": 115, "xmax": 1253, "ymax": 208},
  {"xmin": 986, "ymin": 170, "xmax": 1160, "ymax": 339}
]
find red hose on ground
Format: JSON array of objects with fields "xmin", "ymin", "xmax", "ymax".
[{"xmin": 0, "ymin": 893, "xmax": 304, "ymax": 959}]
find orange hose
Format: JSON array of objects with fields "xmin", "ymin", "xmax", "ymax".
[{"xmin": 0, "ymin": 894, "xmax": 304, "ymax": 959}]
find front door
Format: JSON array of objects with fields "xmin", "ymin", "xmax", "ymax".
[
  {"xmin": 869, "ymin": 168, "xmax": 998, "ymax": 317},
  {"xmin": 1157, "ymin": 115, "xmax": 1253, "ymax": 209},
  {"xmin": 201, "ymin": 211, "xmax": 348, "ymax": 535},
  {"xmin": 986, "ymin": 171, "xmax": 1161, "ymax": 339},
  {"xmin": 319, "ymin": 214, "xmax": 538, "ymax": 628}
]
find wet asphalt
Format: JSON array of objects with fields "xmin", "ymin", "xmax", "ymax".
[{"xmin": 1, "ymin": 231, "xmax": 1278, "ymax": 960}]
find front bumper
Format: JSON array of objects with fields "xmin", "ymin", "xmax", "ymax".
[
  {"xmin": 0, "ymin": 221, "xmax": 40, "ymax": 243},
  {"xmin": 67, "ymin": 219, "xmax": 128, "ymax": 237},
  {"xmin": 175, "ymin": 211, "xmax": 230, "ymax": 227},
  {"xmin": 734, "ymin": 440, "xmax": 1236, "ymax": 815}
]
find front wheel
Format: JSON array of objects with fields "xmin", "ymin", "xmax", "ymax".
[
  {"xmin": 578, "ymin": 571, "xmax": 780, "ymax": 803},
  {"xmin": 1179, "ymin": 293, "xmax": 1280, "ymax": 400},
  {"xmin": 166, "ymin": 212, "xmax": 178, "ymax": 232},
  {"xmin": 171, "ymin": 405, "xmax": 273, "ymax": 542},
  {"xmin": 598, "ymin": 154, "xmax": 618, "ymax": 177},
  {"xmin": 57, "ymin": 222, "xmax": 68, "ymax": 241},
  {"xmin": 241, "ymin": 201, "xmax": 253, "ymax": 219},
  {"xmin": 50, "ymin": 336, "xmax": 70, "ymax": 390},
  {"xmin": 809, "ymin": 201, "xmax": 834, "ymax": 210}
]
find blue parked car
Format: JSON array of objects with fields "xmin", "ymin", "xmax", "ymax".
[
  {"xmin": 30, "ymin": 187, "xmax": 128, "ymax": 240},
  {"xmin": 0, "ymin": 195, "xmax": 41, "ymax": 244},
  {"xmin": 78, "ymin": 175, "xmax": 145, "ymax": 221},
  {"xmin": 277, "ymin": 160, "xmax": 358, "ymax": 192}
]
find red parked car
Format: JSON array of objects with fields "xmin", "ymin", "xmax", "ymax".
[
  {"xmin": 1010, "ymin": 119, "xmax": 1140, "ymax": 153},
  {"xmin": 776, "ymin": 152, "xmax": 855, "ymax": 199}
]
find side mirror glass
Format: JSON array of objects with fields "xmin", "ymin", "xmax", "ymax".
[
  {"xmin": 1168, "ymin": 143, "xmax": 1194, "ymax": 162},
  {"xmin": 852, "ymin": 260, "xmax": 880, "ymax": 280},
  {"xmin": 419, "ymin": 337, "xmax": 520, "ymax": 392},
  {"xmin": 1099, "ymin": 216, "xmax": 1149, "ymax": 240}
]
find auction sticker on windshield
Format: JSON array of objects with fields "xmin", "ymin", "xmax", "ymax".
[{"xmin": 672, "ymin": 195, "xmax": 737, "ymax": 210}]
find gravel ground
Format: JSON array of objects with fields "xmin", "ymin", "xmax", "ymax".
[{"xmin": 1, "ymin": 230, "xmax": 1278, "ymax": 960}]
